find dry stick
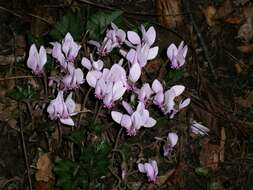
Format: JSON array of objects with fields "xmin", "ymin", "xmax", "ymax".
[
  {"xmin": 78, "ymin": 0, "xmax": 191, "ymax": 17},
  {"xmin": 183, "ymin": 0, "xmax": 217, "ymax": 80},
  {"xmin": 77, "ymin": 87, "xmax": 92, "ymax": 129},
  {"xmin": 18, "ymin": 103, "xmax": 33, "ymax": 190},
  {"xmin": 0, "ymin": 75, "xmax": 36, "ymax": 81}
]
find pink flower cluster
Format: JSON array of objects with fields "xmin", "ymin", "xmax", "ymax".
[{"xmin": 25, "ymin": 22, "xmax": 197, "ymax": 183}]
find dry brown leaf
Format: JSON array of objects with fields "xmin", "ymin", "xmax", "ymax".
[
  {"xmin": 237, "ymin": 18, "xmax": 253, "ymax": 43},
  {"xmin": 205, "ymin": 6, "xmax": 217, "ymax": 26},
  {"xmin": 234, "ymin": 63, "xmax": 243, "ymax": 74},
  {"xmin": 216, "ymin": 0, "xmax": 233, "ymax": 19},
  {"xmin": 199, "ymin": 138, "xmax": 222, "ymax": 171},
  {"xmin": 237, "ymin": 44, "xmax": 253, "ymax": 53},
  {"xmin": 155, "ymin": 0, "xmax": 183, "ymax": 28},
  {"xmin": 224, "ymin": 16, "xmax": 242, "ymax": 25},
  {"xmin": 234, "ymin": 90, "xmax": 253, "ymax": 108},
  {"xmin": 147, "ymin": 169, "xmax": 175, "ymax": 190},
  {"xmin": 35, "ymin": 153, "xmax": 54, "ymax": 182}
]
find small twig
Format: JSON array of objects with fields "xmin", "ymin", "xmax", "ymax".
[
  {"xmin": 18, "ymin": 103, "xmax": 33, "ymax": 190},
  {"xmin": 78, "ymin": 0, "xmax": 191, "ymax": 17},
  {"xmin": 183, "ymin": 0, "xmax": 217, "ymax": 80},
  {"xmin": 0, "ymin": 75, "xmax": 36, "ymax": 81},
  {"xmin": 77, "ymin": 87, "xmax": 92, "ymax": 128},
  {"xmin": 94, "ymin": 102, "xmax": 103, "ymax": 123}
]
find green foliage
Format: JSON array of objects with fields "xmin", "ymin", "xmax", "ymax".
[
  {"xmin": 86, "ymin": 10, "xmax": 123, "ymax": 40},
  {"xmin": 55, "ymin": 141, "xmax": 111, "ymax": 190},
  {"xmin": 9, "ymin": 84, "xmax": 36, "ymax": 101},
  {"xmin": 67, "ymin": 129, "xmax": 86, "ymax": 145},
  {"xmin": 27, "ymin": 33, "xmax": 45, "ymax": 46},
  {"xmin": 195, "ymin": 167, "xmax": 209, "ymax": 177},
  {"xmin": 165, "ymin": 70, "xmax": 183, "ymax": 85},
  {"xmin": 50, "ymin": 11, "xmax": 83, "ymax": 41}
]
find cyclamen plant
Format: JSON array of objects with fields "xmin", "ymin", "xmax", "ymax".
[{"xmin": 26, "ymin": 23, "xmax": 196, "ymax": 184}]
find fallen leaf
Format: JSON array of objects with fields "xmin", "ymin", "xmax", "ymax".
[
  {"xmin": 199, "ymin": 138, "xmax": 222, "ymax": 171},
  {"xmin": 35, "ymin": 153, "xmax": 54, "ymax": 182},
  {"xmin": 224, "ymin": 16, "xmax": 242, "ymax": 25},
  {"xmin": 237, "ymin": 18, "xmax": 253, "ymax": 43},
  {"xmin": 205, "ymin": 6, "xmax": 217, "ymax": 27},
  {"xmin": 155, "ymin": 0, "xmax": 183, "ymax": 28},
  {"xmin": 237, "ymin": 44, "xmax": 253, "ymax": 53},
  {"xmin": 216, "ymin": 0, "xmax": 233, "ymax": 19}
]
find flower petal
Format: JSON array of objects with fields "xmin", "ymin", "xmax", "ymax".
[
  {"xmin": 152, "ymin": 79, "xmax": 163, "ymax": 93},
  {"xmin": 81, "ymin": 57, "xmax": 92, "ymax": 70},
  {"xmin": 167, "ymin": 132, "xmax": 178, "ymax": 147},
  {"xmin": 111, "ymin": 111, "xmax": 123, "ymax": 124},
  {"xmin": 60, "ymin": 118, "xmax": 74, "ymax": 126},
  {"xmin": 122, "ymin": 101, "xmax": 134, "ymax": 115},
  {"xmin": 129, "ymin": 63, "xmax": 141, "ymax": 83},
  {"xmin": 147, "ymin": 46, "xmax": 159, "ymax": 60},
  {"xmin": 127, "ymin": 31, "xmax": 141, "ymax": 45},
  {"xmin": 167, "ymin": 43, "xmax": 177, "ymax": 60}
]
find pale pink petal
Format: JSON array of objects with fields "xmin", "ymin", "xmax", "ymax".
[
  {"xmin": 143, "ymin": 117, "xmax": 156, "ymax": 128},
  {"xmin": 150, "ymin": 160, "xmax": 158, "ymax": 176},
  {"xmin": 122, "ymin": 101, "xmax": 134, "ymax": 115},
  {"xmin": 81, "ymin": 57, "xmax": 91, "ymax": 70},
  {"xmin": 138, "ymin": 163, "xmax": 145, "ymax": 173},
  {"xmin": 75, "ymin": 68, "xmax": 84, "ymax": 84},
  {"xmin": 60, "ymin": 118, "xmax": 74, "ymax": 126},
  {"xmin": 146, "ymin": 26, "xmax": 156, "ymax": 45},
  {"xmin": 179, "ymin": 98, "xmax": 191, "ymax": 110},
  {"xmin": 112, "ymin": 82, "xmax": 126, "ymax": 101},
  {"xmin": 147, "ymin": 46, "xmax": 159, "ymax": 60},
  {"xmin": 167, "ymin": 132, "xmax": 178, "ymax": 147},
  {"xmin": 39, "ymin": 46, "xmax": 47, "ymax": 68},
  {"xmin": 86, "ymin": 71, "xmax": 102, "ymax": 88},
  {"xmin": 127, "ymin": 31, "xmax": 141, "ymax": 45},
  {"xmin": 152, "ymin": 79, "xmax": 163, "ymax": 93},
  {"xmin": 120, "ymin": 114, "xmax": 132, "ymax": 130},
  {"xmin": 129, "ymin": 63, "xmax": 141, "ymax": 83},
  {"xmin": 126, "ymin": 49, "xmax": 136, "ymax": 63},
  {"xmin": 144, "ymin": 163, "xmax": 156, "ymax": 182},
  {"xmin": 167, "ymin": 44, "xmax": 177, "ymax": 60},
  {"xmin": 27, "ymin": 44, "xmax": 38, "ymax": 71},
  {"xmin": 65, "ymin": 92, "xmax": 75, "ymax": 114},
  {"xmin": 111, "ymin": 111, "xmax": 123, "ymax": 124},
  {"xmin": 171, "ymin": 85, "xmax": 185, "ymax": 96}
]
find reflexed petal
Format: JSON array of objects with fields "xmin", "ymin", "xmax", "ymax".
[
  {"xmin": 39, "ymin": 46, "xmax": 47, "ymax": 68},
  {"xmin": 86, "ymin": 71, "xmax": 102, "ymax": 87},
  {"xmin": 144, "ymin": 163, "xmax": 155, "ymax": 182},
  {"xmin": 81, "ymin": 57, "xmax": 91, "ymax": 70},
  {"xmin": 122, "ymin": 101, "xmax": 134, "ymax": 115},
  {"xmin": 147, "ymin": 46, "xmax": 158, "ymax": 60},
  {"xmin": 167, "ymin": 132, "xmax": 178, "ymax": 147},
  {"xmin": 146, "ymin": 26, "xmax": 156, "ymax": 45},
  {"xmin": 126, "ymin": 49, "xmax": 136, "ymax": 63},
  {"xmin": 60, "ymin": 118, "xmax": 74, "ymax": 126},
  {"xmin": 129, "ymin": 63, "xmax": 141, "ymax": 83},
  {"xmin": 65, "ymin": 92, "xmax": 75, "ymax": 114},
  {"xmin": 111, "ymin": 111, "xmax": 123, "ymax": 124},
  {"xmin": 93, "ymin": 60, "xmax": 104, "ymax": 71},
  {"xmin": 27, "ymin": 44, "xmax": 38, "ymax": 71},
  {"xmin": 120, "ymin": 114, "xmax": 132, "ymax": 130},
  {"xmin": 144, "ymin": 117, "xmax": 156, "ymax": 128},
  {"xmin": 179, "ymin": 98, "xmax": 191, "ymax": 110},
  {"xmin": 152, "ymin": 79, "xmax": 163, "ymax": 93},
  {"xmin": 138, "ymin": 163, "xmax": 146, "ymax": 173},
  {"xmin": 150, "ymin": 160, "xmax": 158, "ymax": 176},
  {"xmin": 153, "ymin": 92, "xmax": 164, "ymax": 106},
  {"xmin": 167, "ymin": 44, "xmax": 177, "ymax": 60},
  {"xmin": 75, "ymin": 68, "xmax": 84, "ymax": 84},
  {"xmin": 171, "ymin": 85, "xmax": 185, "ymax": 96},
  {"xmin": 127, "ymin": 31, "xmax": 141, "ymax": 45},
  {"xmin": 112, "ymin": 81, "xmax": 126, "ymax": 101}
]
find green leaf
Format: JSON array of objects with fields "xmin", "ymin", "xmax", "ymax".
[
  {"xmin": 9, "ymin": 84, "xmax": 36, "ymax": 101},
  {"xmin": 165, "ymin": 70, "xmax": 183, "ymax": 85},
  {"xmin": 87, "ymin": 10, "xmax": 123, "ymax": 40},
  {"xmin": 195, "ymin": 167, "xmax": 209, "ymax": 177},
  {"xmin": 50, "ymin": 11, "xmax": 83, "ymax": 41},
  {"xmin": 67, "ymin": 129, "xmax": 85, "ymax": 144}
]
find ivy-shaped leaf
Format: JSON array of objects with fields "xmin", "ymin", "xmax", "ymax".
[
  {"xmin": 86, "ymin": 10, "xmax": 123, "ymax": 40},
  {"xmin": 49, "ymin": 11, "xmax": 83, "ymax": 41}
]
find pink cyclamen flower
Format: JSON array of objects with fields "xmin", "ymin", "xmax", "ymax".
[
  {"xmin": 163, "ymin": 85, "xmax": 190, "ymax": 118},
  {"xmin": 167, "ymin": 41, "xmax": 188, "ymax": 69},
  {"xmin": 89, "ymin": 23, "xmax": 126, "ymax": 56},
  {"xmin": 47, "ymin": 91, "xmax": 76, "ymax": 126},
  {"xmin": 135, "ymin": 83, "xmax": 154, "ymax": 103},
  {"xmin": 81, "ymin": 54, "xmax": 104, "ymax": 71},
  {"xmin": 27, "ymin": 44, "xmax": 47, "ymax": 75},
  {"xmin": 111, "ymin": 101, "xmax": 156, "ymax": 136},
  {"xmin": 62, "ymin": 68, "xmax": 85, "ymax": 90},
  {"xmin": 51, "ymin": 33, "xmax": 81, "ymax": 70},
  {"xmin": 152, "ymin": 79, "xmax": 164, "ymax": 107},
  {"xmin": 138, "ymin": 160, "xmax": 158, "ymax": 183},
  {"xmin": 163, "ymin": 132, "xmax": 178, "ymax": 156},
  {"xmin": 190, "ymin": 120, "xmax": 209, "ymax": 136}
]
